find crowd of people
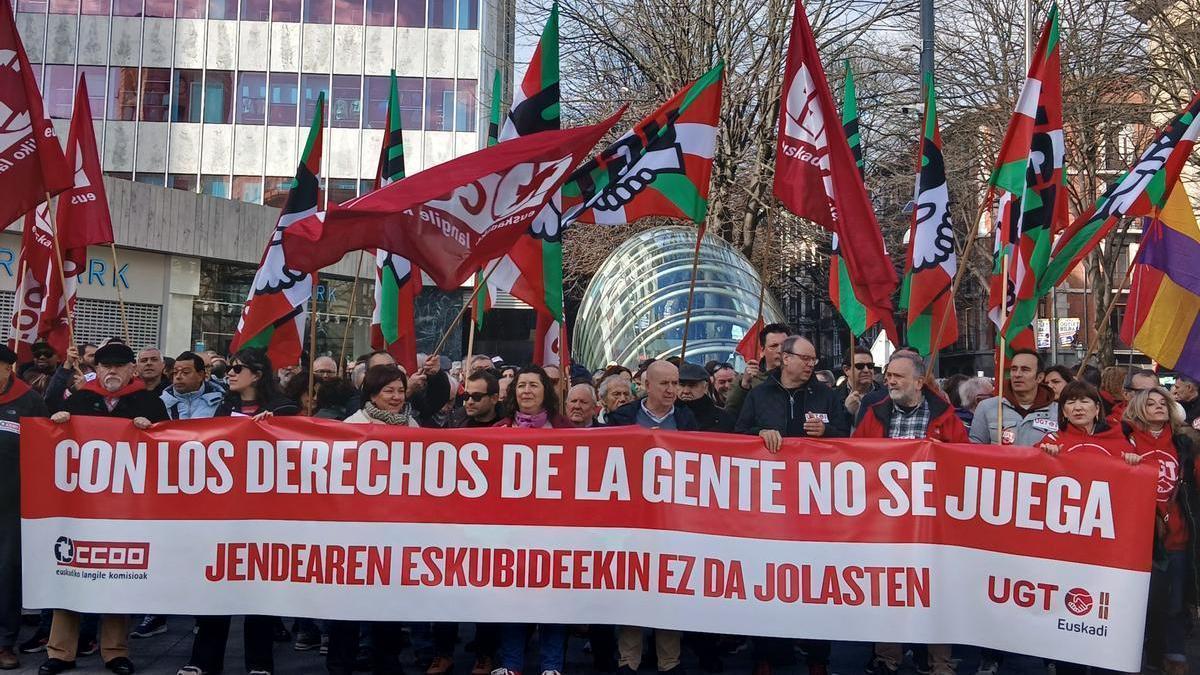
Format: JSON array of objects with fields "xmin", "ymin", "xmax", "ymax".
[{"xmin": 2, "ymin": 322, "xmax": 1199, "ymax": 675}]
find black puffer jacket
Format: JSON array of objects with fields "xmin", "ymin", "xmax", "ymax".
[
  {"xmin": 682, "ymin": 395, "xmax": 735, "ymax": 432},
  {"xmin": 734, "ymin": 369, "xmax": 848, "ymax": 437},
  {"xmin": 65, "ymin": 385, "xmax": 169, "ymax": 422},
  {"xmin": 215, "ymin": 393, "xmax": 299, "ymax": 417}
]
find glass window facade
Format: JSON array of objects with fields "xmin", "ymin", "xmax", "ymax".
[
  {"xmin": 44, "ymin": 65, "xmax": 75, "ymax": 120},
  {"xmin": 395, "ymin": 0, "xmax": 422, "ymax": 26},
  {"xmin": 232, "ymin": 176, "xmax": 263, "ymax": 203},
  {"xmin": 145, "ymin": 0, "xmax": 174, "ymax": 17},
  {"xmin": 80, "ymin": 0, "xmax": 109, "ymax": 13},
  {"xmin": 240, "ymin": 0, "xmax": 268, "ymax": 19},
  {"xmin": 207, "ymin": 0, "xmax": 236, "ymax": 19},
  {"xmin": 300, "ymin": 74, "xmax": 329, "ymax": 127},
  {"xmin": 173, "ymin": 69, "xmax": 203, "ymax": 122},
  {"xmin": 364, "ymin": 0, "xmax": 392, "ymax": 26},
  {"xmin": 236, "ymin": 71, "xmax": 267, "ymax": 125},
  {"xmin": 140, "ymin": 67, "xmax": 171, "ymax": 122},
  {"xmin": 107, "ymin": 67, "xmax": 139, "ymax": 121},
  {"xmin": 330, "ymin": 75, "xmax": 360, "ymax": 128},
  {"xmin": 264, "ymin": 176, "xmax": 293, "ymax": 207},
  {"xmin": 204, "ymin": 71, "xmax": 235, "ymax": 124},
  {"xmin": 176, "ymin": 0, "xmax": 205, "ymax": 18},
  {"xmin": 303, "ymin": 0, "xmax": 331, "ymax": 23},
  {"xmin": 200, "ymin": 175, "xmax": 230, "ymax": 198},
  {"xmin": 268, "ymin": 72, "xmax": 299, "ymax": 125},
  {"xmin": 455, "ymin": 79, "xmax": 476, "ymax": 132},
  {"xmin": 334, "ymin": 0, "xmax": 362, "ymax": 24},
  {"xmin": 48, "ymin": 0, "xmax": 78, "ymax": 14},
  {"xmin": 425, "ymin": 78, "xmax": 453, "ymax": 131},
  {"xmin": 271, "ymin": 0, "xmax": 301, "ymax": 20},
  {"xmin": 112, "ymin": 0, "xmax": 142, "ymax": 15},
  {"xmin": 573, "ymin": 226, "xmax": 786, "ymax": 369},
  {"xmin": 427, "ymin": 0, "xmax": 453, "ymax": 28},
  {"xmin": 78, "ymin": 66, "xmax": 106, "ymax": 118}
]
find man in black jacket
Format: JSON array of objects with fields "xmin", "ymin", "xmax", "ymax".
[
  {"xmin": 0, "ymin": 345, "xmax": 49, "ymax": 670},
  {"xmin": 41, "ymin": 342, "xmax": 168, "ymax": 675},
  {"xmin": 606, "ymin": 360, "xmax": 699, "ymax": 431},
  {"xmin": 677, "ymin": 362, "xmax": 733, "ymax": 432},
  {"xmin": 734, "ymin": 335, "xmax": 842, "ymax": 675}
]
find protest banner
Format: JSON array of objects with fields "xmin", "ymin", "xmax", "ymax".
[{"xmin": 21, "ymin": 417, "xmax": 1154, "ymax": 670}]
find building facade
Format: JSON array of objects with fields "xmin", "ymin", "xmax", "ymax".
[{"xmin": 5, "ymin": 0, "xmax": 512, "ymax": 360}]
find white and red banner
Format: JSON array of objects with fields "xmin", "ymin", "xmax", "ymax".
[{"xmin": 22, "ymin": 418, "xmax": 1154, "ymax": 671}]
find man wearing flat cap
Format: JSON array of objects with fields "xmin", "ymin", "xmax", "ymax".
[
  {"xmin": 41, "ymin": 342, "xmax": 168, "ymax": 675},
  {"xmin": 0, "ymin": 345, "xmax": 49, "ymax": 670},
  {"xmin": 676, "ymin": 361, "xmax": 735, "ymax": 432}
]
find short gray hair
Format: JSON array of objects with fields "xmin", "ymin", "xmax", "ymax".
[
  {"xmin": 887, "ymin": 352, "xmax": 927, "ymax": 378},
  {"xmin": 598, "ymin": 375, "xmax": 631, "ymax": 399},
  {"xmin": 958, "ymin": 377, "xmax": 992, "ymax": 405},
  {"xmin": 568, "ymin": 383, "xmax": 597, "ymax": 402}
]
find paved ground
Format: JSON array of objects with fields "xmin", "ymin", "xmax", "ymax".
[{"xmin": 6, "ymin": 615, "xmax": 1199, "ymax": 674}]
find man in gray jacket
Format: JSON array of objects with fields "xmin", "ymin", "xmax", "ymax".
[{"xmin": 970, "ymin": 350, "xmax": 1059, "ymax": 447}]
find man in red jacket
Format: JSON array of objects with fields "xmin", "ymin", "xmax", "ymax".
[
  {"xmin": 854, "ymin": 352, "xmax": 968, "ymax": 444},
  {"xmin": 853, "ymin": 352, "xmax": 963, "ymax": 675}
]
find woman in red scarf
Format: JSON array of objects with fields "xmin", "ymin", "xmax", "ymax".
[
  {"xmin": 1039, "ymin": 380, "xmax": 1132, "ymax": 458},
  {"xmin": 1122, "ymin": 386, "xmax": 1196, "ymax": 675}
]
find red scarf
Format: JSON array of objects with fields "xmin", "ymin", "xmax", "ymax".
[
  {"xmin": 0, "ymin": 376, "xmax": 31, "ymax": 405},
  {"xmin": 81, "ymin": 377, "xmax": 147, "ymax": 399}
]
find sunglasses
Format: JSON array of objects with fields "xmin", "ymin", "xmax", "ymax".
[
  {"xmin": 852, "ymin": 363, "xmax": 874, "ymax": 370},
  {"xmin": 33, "ymin": 351, "xmax": 54, "ymax": 358},
  {"xmin": 464, "ymin": 392, "xmax": 495, "ymax": 402},
  {"xmin": 228, "ymin": 364, "xmax": 259, "ymax": 375}
]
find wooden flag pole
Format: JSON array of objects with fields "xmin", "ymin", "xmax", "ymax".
[
  {"xmin": 679, "ymin": 224, "xmax": 706, "ymax": 363},
  {"xmin": 464, "ymin": 297, "xmax": 477, "ymax": 376},
  {"xmin": 1075, "ymin": 247, "xmax": 1139, "ymax": 375},
  {"xmin": 927, "ymin": 197, "xmax": 992, "ymax": 376},
  {"xmin": 338, "ymin": 250, "xmax": 367, "ymax": 375},
  {"xmin": 108, "ymin": 243, "xmax": 131, "ymax": 343},
  {"xmin": 431, "ymin": 261, "xmax": 501, "ymax": 359},
  {"xmin": 995, "ymin": 251, "xmax": 1010, "ymax": 443},
  {"xmin": 45, "ymin": 193, "xmax": 76, "ymax": 349},
  {"xmin": 306, "ymin": 274, "xmax": 320, "ymax": 413},
  {"xmin": 558, "ymin": 315, "xmax": 568, "ymax": 415}
]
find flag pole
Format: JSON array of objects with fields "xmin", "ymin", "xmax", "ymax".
[
  {"xmin": 996, "ymin": 251, "xmax": 1009, "ymax": 443},
  {"xmin": 338, "ymin": 250, "xmax": 366, "ymax": 374},
  {"xmin": 107, "ymin": 243, "xmax": 130, "ymax": 342},
  {"xmin": 306, "ymin": 274, "xmax": 320, "ymax": 413},
  {"xmin": 679, "ymin": 224, "xmax": 706, "ymax": 363},
  {"xmin": 558, "ymin": 313, "xmax": 568, "ymax": 415},
  {"xmin": 464, "ymin": 295, "xmax": 477, "ymax": 376},
  {"xmin": 1075, "ymin": 240, "xmax": 1141, "ymax": 375},
  {"xmin": 927, "ymin": 197, "xmax": 991, "ymax": 376},
  {"xmin": 431, "ymin": 261, "xmax": 501, "ymax": 359},
  {"xmin": 45, "ymin": 192, "xmax": 76, "ymax": 349}
]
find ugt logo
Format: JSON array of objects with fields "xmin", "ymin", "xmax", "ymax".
[{"xmin": 1064, "ymin": 587, "xmax": 1109, "ymax": 619}]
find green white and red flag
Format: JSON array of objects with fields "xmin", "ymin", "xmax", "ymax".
[
  {"xmin": 230, "ymin": 93, "xmax": 323, "ymax": 367},
  {"xmin": 561, "ymin": 62, "xmax": 723, "ymax": 226},
  {"xmin": 369, "ymin": 71, "xmax": 420, "ymax": 374},
  {"xmin": 901, "ymin": 72, "xmax": 958, "ymax": 358},
  {"xmin": 985, "ymin": 4, "xmax": 1067, "ymax": 353}
]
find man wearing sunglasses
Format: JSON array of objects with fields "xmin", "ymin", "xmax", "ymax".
[
  {"xmin": 838, "ymin": 346, "xmax": 881, "ymax": 420},
  {"xmin": 449, "ymin": 370, "xmax": 503, "ymax": 428}
]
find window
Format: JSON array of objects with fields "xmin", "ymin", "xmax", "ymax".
[
  {"xmin": 455, "ymin": 79, "xmax": 476, "ymax": 132},
  {"xmin": 173, "ymin": 69, "xmax": 202, "ymax": 122},
  {"xmin": 363, "ymin": 76, "xmax": 389, "ymax": 129},
  {"xmin": 425, "ymin": 78, "xmax": 453, "ymax": 131},
  {"xmin": 134, "ymin": 173, "xmax": 166, "ymax": 186},
  {"xmin": 232, "ymin": 176, "xmax": 263, "ymax": 203},
  {"xmin": 358, "ymin": 179, "xmax": 374, "ymax": 195},
  {"xmin": 268, "ymin": 73, "xmax": 298, "ymax": 125},
  {"xmin": 239, "ymin": 0, "xmax": 266, "ymax": 20},
  {"xmin": 176, "ymin": 0, "xmax": 204, "ymax": 18},
  {"xmin": 364, "ymin": 76, "xmax": 421, "ymax": 129},
  {"xmin": 264, "ymin": 176, "xmax": 293, "ymax": 207},
  {"xmin": 395, "ymin": 0, "xmax": 422, "ymax": 26},
  {"xmin": 333, "ymin": 0, "xmax": 362, "ymax": 23},
  {"xmin": 200, "ymin": 175, "xmax": 230, "ymax": 197},
  {"xmin": 457, "ymin": 0, "xmax": 476, "ymax": 29},
  {"xmin": 331, "ymin": 75, "xmax": 360, "ymax": 128},
  {"xmin": 44, "ymin": 65, "xmax": 76, "ymax": 120},
  {"xmin": 81, "ymin": 0, "xmax": 109, "ymax": 13},
  {"xmin": 303, "ymin": 0, "xmax": 330, "ymax": 23},
  {"xmin": 271, "ymin": 0, "xmax": 300, "ymax": 21},
  {"xmin": 17, "ymin": 0, "xmax": 48, "ymax": 13},
  {"xmin": 236, "ymin": 71, "xmax": 266, "ymax": 124},
  {"xmin": 207, "ymin": 0, "xmax": 235, "ymax": 19},
  {"xmin": 300, "ymin": 74, "xmax": 329, "ymax": 127},
  {"xmin": 112, "ymin": 0, "xmax": 141, "ymax": 15},
  {"xmin": 203, "ymin": 70, "xmax": 234, "ymax": 123},
  {"xmin": 327, "ymin": 179, "xmax": 357, "ymax": 206},
  {"xmin": 169, "ymin": 174, "xmax": 198, "ymax": 192},
  {"xmin": 144, "ymin": 0, "xmax": 172, "ymax": 16},
  {"xmin": 107, "ymin": 67, "xmax": 139, "ymax": 121},
  {"xmin": 364, "ymin": 0, "xmax": 391, "ymax": 26},
  {"xmin": 78, "ymin": 66, "xmax": 105, "ymax": 118},
  {"xmin": 49, "ymin": 0, "xmax": 78, "ymax": 15},
  {"xmin": 427, "ymin": 0, "xmax": 452, "ymax": 28},
  {"xmin": 140, "ymin": 67, "xmax": 171, "ymax": 122}
]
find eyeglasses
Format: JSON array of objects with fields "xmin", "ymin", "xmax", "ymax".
[
  {"xmin": 784, "ymin": 352, "xmax": 819, "ymax": 364},
  {"xmin": 464, "ymin": 392, "xmax": 495, "ymax": 402},
  {"xmin": 852, "ymin": 363, "xmax": 874, "ymax": 370}
]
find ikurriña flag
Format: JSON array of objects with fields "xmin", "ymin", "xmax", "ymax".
[
  {"xmin": 370, "ymin": 71, "xmax": 420, "ymax": 375},
  {"xmin": 230, "ymin": 94, "xmax": 323, "ymax": 367},
  {"xmin": 901, "ymin": 73, "xmax": 958, "ymax": 358},
  {"xmin": 1040, "ymin": 91, "xmax": 1200, "ymax": 294},
  {"xmin": 1119, "ymin": 187, "xmax": 1200, "ymax": 381},
  {"xmin": 830, "ymin": 59, "xmax": 881, "ymax": 338},
  {"xmin": 0, "ymin": 0, "xmax": 72, "ymax": 228},
  {"xmin": 279, "ymin": 110, "xmax": 626, "ymax": 290},
  {"xmin": 561, "ymin": 62, "xmax": 723, "ymax": 227},
  {"xmin": 773, "ymin": 0, "xmax": 898, "ymax": 340},
  {"xmin": 986, "ymin": 4, "xmax": 1067, "ymax": 352}
]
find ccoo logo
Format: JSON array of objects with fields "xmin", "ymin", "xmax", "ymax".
[{"xmin": 53, "ymin": 536, "xmax": 75, "ymax": 564}]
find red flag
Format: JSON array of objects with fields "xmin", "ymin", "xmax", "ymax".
[
  {"xmin": 9, "ymin": 203, "xmax": 73, "ymax": 361},
  {"xmin": 281, "ymin": 110, "xmax": 625, "ymax": 288},
  {"xmin": 773, "ymin": 0, "xmax": 898, "ymax": 339},
  {"xmin": 56, "ymin": 76, "xmax": 113, "ymax": 253},
  {"xmin": 735, "ymin": 317, "xmax": 763, "ymax": 364},
  {"xmin": 0, "ymin": 0, "xmax": 72, "ymax": 228}
]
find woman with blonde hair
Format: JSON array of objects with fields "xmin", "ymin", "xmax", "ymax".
[{"xmin": 1122, "ymin": 386, "xmax": 1196, "ymax": 675}]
